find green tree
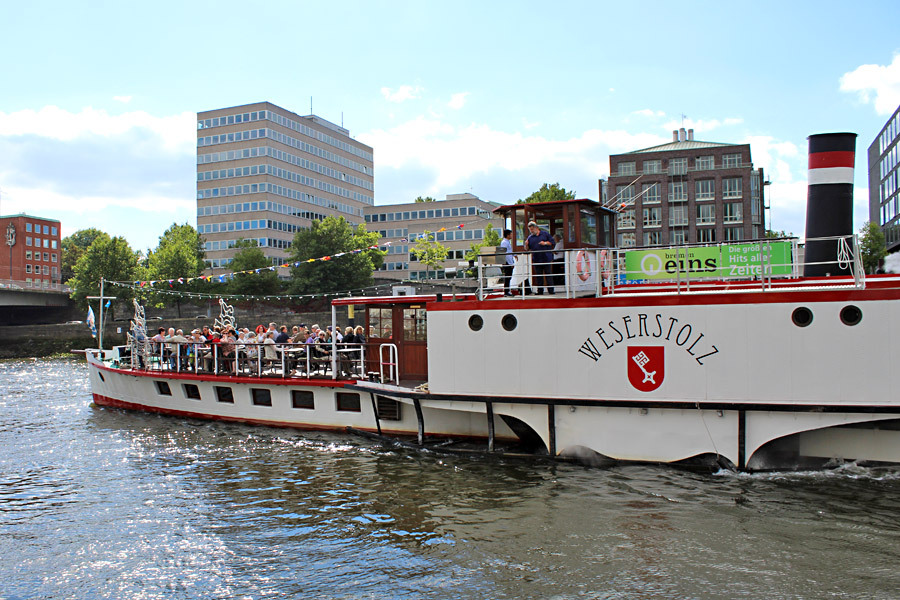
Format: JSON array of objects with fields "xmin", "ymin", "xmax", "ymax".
[
  {"xmin": 229, "ymin": 239, "xmax": 282, "ymax": 296},
  {"xmin": 464, "ymin": 223, "xmax": 503, "ymax": 274},
  {"xmin": 411, "ymin": 232, "xmax": 450, "ymax": 277},
  {"xmin": 415, "ymin": 196, "xmax": 436, "ymax": 203},
  {"xmin": 765, "ymin": 229, "xmax": 793, "ymax": 239},
  {"xmin": 859, "ymin": 221, "xmax": 887, "ymax": 274},
  {"xmin": 518, "ymin": 182, "xmax": 575, "ymax": 204},
  {"xmin": 61, "ymin": 228, "xmax": 105, "ymax": 282},
  {"xmin": 68, "ymin": 233, "xmax": 140, "ymax": 316},
  {"xmin": 288, "ymin": 216, "xmax": 383, "ymax": 295},
  {"xmin": 143, "ymin": 223, "xmax": 206, "ymax": 315}
]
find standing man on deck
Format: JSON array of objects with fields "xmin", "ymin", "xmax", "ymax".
[
  {"xmin": 524, "ymin": 221, "xmax": 555, "ymax": 295},
  {"xmin": 500, "ymin": 229, "xmax": 515, "ymax": 296}
]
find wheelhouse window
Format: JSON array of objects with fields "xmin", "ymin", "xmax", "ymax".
[
  {"xmin": 403, "ymin": 307, "xmax": 427, "ymax": 341},
  {"xmin": 368, "ymin": 306, "xmax": 393, "ymax": 338}
]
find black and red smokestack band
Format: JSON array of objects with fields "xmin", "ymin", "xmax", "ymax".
[{"xmin": 804, "ymin": 132, "xmax": 856, "ymax": 277}]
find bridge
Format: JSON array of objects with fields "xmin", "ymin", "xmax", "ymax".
[{"xmin": 0, "ymin": 279, "xmax": 75, "ymax": 325}]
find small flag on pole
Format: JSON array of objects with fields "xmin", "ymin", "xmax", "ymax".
[{"xmin": 86, "ymin": 306, "xmax": 97, "ymax": 338}]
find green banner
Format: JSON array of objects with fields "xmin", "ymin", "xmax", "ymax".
[{"xmin": 624, "ymin": 242, "xmax": 794, "ymax": 281}]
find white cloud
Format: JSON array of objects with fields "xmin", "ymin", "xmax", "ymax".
[
  {"xmin": 522, "ymin": 118, "xmax": 540, "ymax": 130},
  {"xmin": 632, "ymin": 109, "xmax": 665, "ymax": 118},
  {"xmin": 0, "ymin": 105, "xmax": 195, "ymax": 153},
  {"xmin": 359, "ymin": 117, "xmax": 666, "ymax": 200},
  {"xmin": 113, "ymin": 95, "xmax": 133, "ymax": 104},
  {"xmin": 840, "ymin": 54, "xmax": 900, "ymax": 115},
  {"xmin": 448, "ymin": 92, "xmax": 470, "ymax": 110},
  {"xmin": 380, "ymin": 85, "xmax": 424, "ymax": 103}
]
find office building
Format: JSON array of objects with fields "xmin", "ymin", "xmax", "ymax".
[
  {"xmin": 868, "ymin": 103, "xmax": 900, "ymax": 253},
  {"xmin": 197, "ymin": 102, "xmax": 374, "ymax": 272},
  {"xmin": 365, "ymin": 193, "xmax": 505, "ymax": 280},
  {"xmin": 607, "ymin": 129, "xmax": 765, "ymax": 247},
  {"xmin": 0, "ymin": 214, "xmax": 62, "ymax": 288}
]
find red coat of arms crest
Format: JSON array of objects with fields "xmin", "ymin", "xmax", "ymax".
[{"xmin": 627, "ymin": 346, "xmax": 664, "ymax": 392}]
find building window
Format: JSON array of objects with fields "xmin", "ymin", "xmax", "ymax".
[
  {"xmin": 617, "ymin": 232, "xmax": 636, "ymax": 247},
  {"xmin": 25, "ymin": 237, "xmax": 32, "ymax": 246},
  {"xmin": 695, "ymin": 156, "xmax": 715, "ymax": 170},
  {"xmin": 643, "ymin": 206, "xmax": 661, "ymax": 227},
  {"xmin": 724, "ymin": 202, "xmax": 743, "ymax": 223},
  {"xmin": 670, "ymin": 229, "xmax": 688, "ymax": 245},
  {"xmin": 695, "ymin": 180, "xmax": 715, "ymax": 200},
  {"xmin": 43, "ymin": 252, "xmax": 49, "ymax": 261},
  {"xmin": 642, "ymin": 183, "xmax": 660, "ymax": 203},
  {"xmin": 723, "ymin": 178, "xmax": 742, "ymax": 199},
  {"xmin": 617, "ymin": 184, "xmax": 634, "ymax": 205},
  {"xmin": 643, "ymin": 160, "xmax": 661, "ymax": 174},
  {"xmin": 52, "ymin": 253, "xmax": 57, "ymax": 262},
  {"xmin": 697, "ymin": 204, "xmax": 716, "ymax": 225},
  {"xmin": 26, "ymin": 223, "xmax": 32, "ymax": 233},
  {"xmin": 669, "ymin": 158, "xmax": 687, "ymax": 175},
  {"xmin": 643, "ymin": 231, "xmax": 661, "ymax": 246},
  {"xmin": 617, "ymin": 209, "xmax": 635, "ymax": 229},
  {"xmin": 724, "ymin": 226, "xmax": 743, "ymax": 241},
  {"xmin": 668, "ymin": 182, "xmax": 686, "ymax": 202},
  {"xmin": 25, "ymin": 251, "xmax": 31, "ymax": 260},
  {"xmin": 25, "ymin": 265, "xmax": 31, "ymax": 274},
  {"xmin": 336, "ymin": 392, "xmax": 361, "ymax": 412},
  {"xmin": 291, "ymin": 390, "xmax": 315, "ymax": 409},
  {"xmin": 697, "ymin": 228, "xmax": 717, "ymax": 243},
  {"xmin": 618, "ymin": 161, "xmax": 636, "ymax": 175},
  {"xmin": 669, "ymin": 205, "xmax": 689, "ymax": 226},
  {"xmin": 723, "ymin": 154, "xmax": 742, "ymax": 168}
]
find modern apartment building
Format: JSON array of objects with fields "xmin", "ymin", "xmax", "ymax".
[
  {"xmin": 364, "ymin": 193, "xmax": 505, "ymax": 280},
  {"xmin": 196, "ymin": 102, "xmax": 374, "ymax": 272},
  {"xmin": 868, "ymin": 103, "xmax": 900, "ymax": 253},
  {"xmin": 606, "ymin": 129, "xmax": 765, "ymax": 247},
  {"xmin": 0, "ymin": 214, "xmax": 62, "ymax": 288}
]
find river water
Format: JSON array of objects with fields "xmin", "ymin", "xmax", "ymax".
[{"xmin": 2, "ymin": 358, "xmax": 900, "ymax": 599}]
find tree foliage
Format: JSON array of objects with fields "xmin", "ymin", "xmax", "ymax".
[
  {"xmin": 765, "ymin": 229, "xmax": 794, "ymax": 239},
  {"xmin": 288, "ymin": 217, "xmax": 383, "ymax": 295},
  {"xmin": 68, "ymin": 234, "xmax": 140, "ymax": 313},
  {"xmin": 411, "ymin": 232, "xmax": 450, "ymax": 275},
  {"xmin": 61, "ymin": 228, "xmax": 105, "ymax": 282},
  {"xmin": 464, "ymin": 223, "xmax": 502, "ymax": 269},
  {"xmin": 518, "ymin": 183, "xmax": 575, "ymax": 204},
  {"xmin": 859, "ymin": 221, "xmax": 887, "ymax": 274},
  {"xmin": 229, "ymin": 239, "xmax": 282, "ymax": 296},
  {"xmin": 415, "ymin": 196, "xmax": 436, "ymax": 203},
  {"xmin": 146, "ymin": 223, "xmax": 206, "ymax": 280}
]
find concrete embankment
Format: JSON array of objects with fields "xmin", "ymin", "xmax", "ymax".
[{"xmin": 0, "ymin": 310, "xmax": 341, "ymax": 359}]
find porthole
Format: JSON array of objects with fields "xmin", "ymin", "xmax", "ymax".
[
  {"xmin": 840, "ymin": 305, "xmax": 862, "ymax": 326},
  {"xmin": 501, "ymin": 314, "xmax": 518, "ymax": 332},
  {"xmin": 468, "ymin": 314, "xmax": 484, "ymax": 331},
  {"xmin": 791, "ymin": 307, "xmax": 813, "ymax": 328}
]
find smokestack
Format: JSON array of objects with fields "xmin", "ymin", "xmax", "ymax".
[
  {"xmin": 688, "ymin": 128, "xmax": 694, "ymax": 141},
  {"xmin": 679, "ymin": 127, "xmax": 687, "ymax": 141},
  {"xmin": 803, "ymin": 132, "xmax": 857, "ymax": 277},
  {"xmin": 673, "ymin": 130, "xmax": 679, "ymax": 142}
]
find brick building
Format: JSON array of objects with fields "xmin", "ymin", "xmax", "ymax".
[
  {"xmin": 606, "ymin": 129, "xmax": 765, "ymax": 247},
  {"xmin": 0, "ymin": 214, "xmax": 62, "ymax": 288}
]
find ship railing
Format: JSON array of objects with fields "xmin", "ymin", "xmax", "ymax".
[
  {"xmin": 475, "ymin": 235, "xmax": 866, "ymax": 298},
  {"xmin": 134, "ymin": 340, "xmax": 368, "ymax": 380}
]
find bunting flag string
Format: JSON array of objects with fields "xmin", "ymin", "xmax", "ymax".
[{"xmin": 117, "ymin": 222, "xmax": 468, "ymax": 291}]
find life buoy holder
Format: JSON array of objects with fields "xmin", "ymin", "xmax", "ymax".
[{"xmin": 575, "ymin": 250, "xmax": 591, "ymax": 281}]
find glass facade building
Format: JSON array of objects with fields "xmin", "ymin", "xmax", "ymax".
[
  {"xmin": 197, "ymin": 102, "xmax": 374, "ymax": 272},
  {"xmin": 868, "ymin": 103, "xmax": 900, "ymax": 253}
]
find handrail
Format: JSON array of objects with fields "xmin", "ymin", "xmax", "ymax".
[{"xmin": 475, "ymin": 235, "xmax": 867, "ymax": 299}]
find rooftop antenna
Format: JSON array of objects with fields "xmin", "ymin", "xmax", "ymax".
[
  {"xmin": 310, "ymin": 96, "xmax": 313, "ymax": 115},
  {"xmin": 341, "ymin": 112, "xmax": 344, "ymax": 128}
]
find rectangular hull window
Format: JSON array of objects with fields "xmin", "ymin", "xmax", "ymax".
[
  {"xmin": 215, "ymin": 386, "xmax": 234, "ymax": 403},
  {"xmin": 183, "ymin": 384, "xmax": 201, "ymax": 400},
  {"xmin": 336, "ymin": 392, "xmax": 361, "ymax": 412},
  {"xmin": 291, "ymin": 390, "xmax": 315, "ymax": 409},
  {"xmin": 251, "ymin": 388, "xmax": 272, "ymax": 407},
  {"xmin": 155, "ymin": 381, "xmax": 172, "ymax": 396}
]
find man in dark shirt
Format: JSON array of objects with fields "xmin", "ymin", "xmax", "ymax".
[
  {"xmin": 524, "ymin": 221, "xmax": 555, "ymax": 295},
  {"xmin": 274, "ymin": 325, "xmax": 290, "ymax": 344}
]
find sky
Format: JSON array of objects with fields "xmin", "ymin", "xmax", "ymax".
[{"xmin": 1, "ymin": 0, "xmax": 899, "ymax": 254}]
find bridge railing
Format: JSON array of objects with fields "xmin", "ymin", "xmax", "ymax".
[{"xmin": 0, "ymin": 278, "xmax": 71, "ymax": 293}]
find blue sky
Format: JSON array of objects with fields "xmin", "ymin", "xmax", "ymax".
[{"xmin": 1, "ymin": 0, "xmax": 898, "ymax": 253}]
